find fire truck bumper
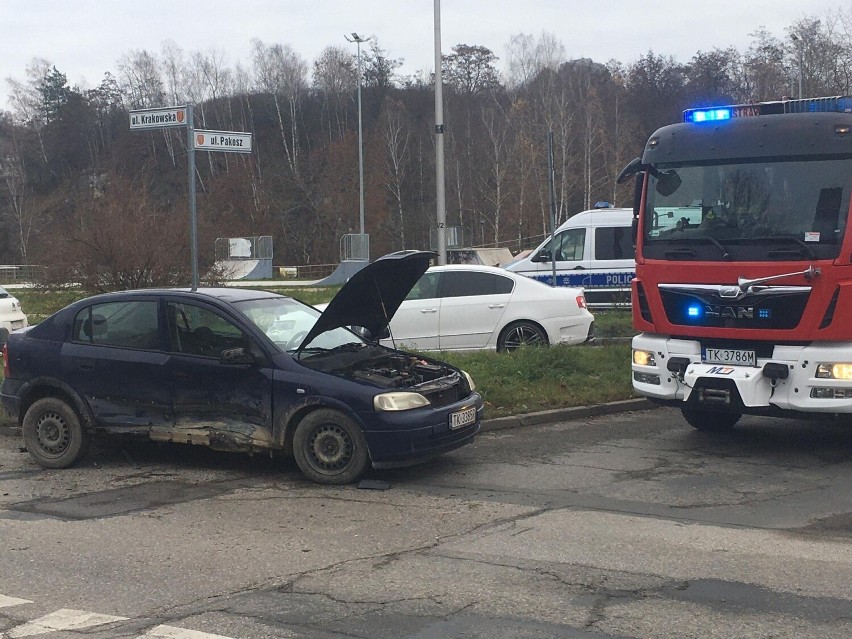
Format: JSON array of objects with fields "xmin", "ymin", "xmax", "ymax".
[{"xmin": 631, "ymin": 333, "xmax": 852, "ymax": 414}]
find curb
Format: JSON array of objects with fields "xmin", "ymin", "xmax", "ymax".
[{"xmin": 481, "ymin": 398, "xmax": 657, "ymax": 432}]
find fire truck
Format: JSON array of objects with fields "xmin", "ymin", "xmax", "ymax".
[{"xmin": 621, "ymin": 96, "xmax": 852, "ymax": 431}]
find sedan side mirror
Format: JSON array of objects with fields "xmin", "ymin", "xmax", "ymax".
[{"xmin": 220, "ymin": 346, "xmax": 255, "ymax": 366}]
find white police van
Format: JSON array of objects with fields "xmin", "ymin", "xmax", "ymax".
[{"xmin": 504, "ymin": 205, "xmax": 634, "ymax": 307}]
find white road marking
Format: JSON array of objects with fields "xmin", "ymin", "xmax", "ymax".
[
  {"xmin": 7, "ymin": 608, "xmax": 127, "ymax": 637},
  {"xmin": 140, "ymin": 625, "xmax": 237, "ymax": 639},
  {"xmin": 0, "ymin": 595, "xmax": 32, "ymax": 608}
]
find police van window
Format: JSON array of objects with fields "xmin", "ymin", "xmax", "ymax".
[
  {"xmin": 595, "ymin": 226, "xmax": 633, "ymax": 261},
  {"xmin": 441, "ymin": 271, "xmax": 514, "ymax": 298},
  {"xmin": 543, "ymin": 228, "xmax": 585, "ymax": 261},
  {"xmin": 72, "ymin": 301, "xmax": 160, "ymax": 350}
]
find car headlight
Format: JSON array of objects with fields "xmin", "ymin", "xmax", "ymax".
[
  {"xmin": 374, "ymin": 392, "xmax": 430, "ymax": 411},
  {"xmin": 816, "ymin": 363, "xmax": 852, "ymax": 380},
  {"xmin": 632, "ymin": 349, "xmax": 657, "ymax": 367},
  {"xmin": 461, "ymin": 370, "xmax": 476, "ymax": 391}
]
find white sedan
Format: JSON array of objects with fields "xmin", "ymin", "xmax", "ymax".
[
  {"xmin": 382, "ymin": 265, "xmax": 594, "ymax": 352},
  {"xmin": 0, "ymin": 286, "xmax": 28, "ymax": 344}
]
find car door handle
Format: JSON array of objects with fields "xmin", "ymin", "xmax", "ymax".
[
  {"xmin": 76, "ymin": 360, "xmax": 95, "ymax": 371},
  {"xmin": 420, "ymin": 308, "xmax": 438, "ymax": 313},
  {"xmin": 573, "ymin": 266, "xmax": 586, "ymax": 270},
  {"xmin": 488, "ymin": 304, "xmax": 505, "ymax": 309},
  {"xmin": 174, "ymin": 371, "xmax": 191, "ymax": 379}
]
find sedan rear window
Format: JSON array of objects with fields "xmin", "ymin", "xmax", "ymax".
[{"xmin": 73, "ymin": 301, "xmax": 160, "ymax": 349}]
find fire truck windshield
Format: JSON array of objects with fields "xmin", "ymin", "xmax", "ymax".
[{"xmin": 642, "ymin": 157, "xmax": 852, "ymax": 262}]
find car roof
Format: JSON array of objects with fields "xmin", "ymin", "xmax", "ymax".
[
  {"xmin": 74, "ymin": 287, "xmax": 285, "ymax": 304},
  {"xmin": 554, "ymin": 207, "xmax": 633, "ymax": 231}
]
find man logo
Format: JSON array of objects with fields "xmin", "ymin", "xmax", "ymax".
[{"xmin": 706, "ymin": 366, "xmax": 735, "ymax": 375}]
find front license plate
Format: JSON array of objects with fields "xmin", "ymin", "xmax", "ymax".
[
  {"xmin": 702, "ymin": 347, "xmax": 756, "ymax": 367},
  {"xmin": 450, "ymin": 406, "xmax": 477, "ymax": 429}
]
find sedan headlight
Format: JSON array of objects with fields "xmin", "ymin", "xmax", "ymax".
[
  {"xmin": 816, "ymin": 363, "xmax": 852, "ymax": 380},
  {"xmin": 461, "ymin": 370, "xmax": 476, "ymax": 391},
  {"xmin": 374, "ymin": 391, "xmax": 430, "ymax": 411}
]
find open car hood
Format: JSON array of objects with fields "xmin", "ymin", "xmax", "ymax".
[{"xmin": 299, "ymin": 250, "xmax": 435, "ymax": 350}]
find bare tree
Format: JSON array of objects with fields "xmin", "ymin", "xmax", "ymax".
[
  {"xmin": 117, "ymin": 49, "xmax": 165, "ymax": 108},
  {"xmin": 312, "ymin": 46, "xmax": 357, "ymax": 142},
  {"xmin": 379, "ymin": 100, "xmax": 411, "ymax": 249},
  {"xmin": 505, "ymin": 32, "xmax": 566, "ymax": 89}
]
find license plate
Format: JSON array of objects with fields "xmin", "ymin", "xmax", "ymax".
[
  {"xmin": 702, "ymin": 347, "xmax": 756, "ymax": 366},
  {"xmin": 450, "ymin": 406, "xmax": 477, "ymax": 429}
]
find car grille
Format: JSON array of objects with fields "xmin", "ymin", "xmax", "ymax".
[{"xmin": 423, "ymin": 385, "xmax": 463, "ymax": 409}]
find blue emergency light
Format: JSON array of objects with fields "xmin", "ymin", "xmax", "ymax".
[
  {"xmin": 684, "ymin": 96, "xmax": 852, "ymax": 123},
  {"xmin": 687, "ymin": 108, "xmax": 732, "ymax": 123},
  {"xmin": 687, "ymin": 304, "xmax": 702, "ymax": 319}
]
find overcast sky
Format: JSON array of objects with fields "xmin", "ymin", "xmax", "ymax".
[{"xmin": 0, "ymin": 0, "xmax": 840, "ymax": 109}]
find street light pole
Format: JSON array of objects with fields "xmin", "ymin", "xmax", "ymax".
[
  {"xmin": 346, "ymin": 33, "xmax": 368, "ymax": 254},
  {"xmin": 434, "ymin": 0, "xmax": 447, "ymax": 265},
  {"xmin": 791, "ymin": 33, "xmax": 803, "ymax": 99}
]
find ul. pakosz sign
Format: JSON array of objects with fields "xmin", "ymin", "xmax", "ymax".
[{"xmin": 194, "ymin": 130, "xmax": 252, "ymax": 153}]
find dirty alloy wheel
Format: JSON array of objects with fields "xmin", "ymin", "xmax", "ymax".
[
  {"xmin": 497, "ymin": 321, "xmax": 548, "ymax": 352},
  {"xmin": 293, "ymin": 409, "xmax": 369, "ymax": 484},
  {"xmin": 22, "ymin": 397, "xmax": 91, "ymax": 469},
  {"xmin": 681, "ymin": 408, "xmax": 741, "ymax": 432}
]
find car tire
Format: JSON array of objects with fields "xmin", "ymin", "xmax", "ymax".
[
  {"xmin": 293, "ymin": 409, "xmax": 370, "ymax": 484},
  {"xmin": 681, "ymin": 408, "xmax": 741, "ymax": 432},
  {"xmin": 497, "ymin": 321, "xmax": 548, "ymax": 352},
  {"xmin": 22, "ymin": 397, "xmax": 91, "ymax": 469}
]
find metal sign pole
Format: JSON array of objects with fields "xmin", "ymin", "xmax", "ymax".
[
  {"xmin": 547, "ymin": 131, "xmax": 557, "ymax": 287},
  {"xmin": 187, "ymin": 105, "xmax": 199, "ymax": 291}
]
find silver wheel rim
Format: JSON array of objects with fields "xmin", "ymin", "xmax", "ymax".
[{"xmin": 503, "ymin": 325, "xmax": 545, "ymax": 351}]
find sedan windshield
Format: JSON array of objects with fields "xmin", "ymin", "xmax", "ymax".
[
  {"xmin": 234, "ymin": 297, "xmax": 364, "ymax": 353},
  {"xmin": 643, "ymin": 158, "xmax": 852, "ymax": 261}
]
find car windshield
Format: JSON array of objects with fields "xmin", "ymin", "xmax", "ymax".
[
  {"xmin": 642, "ymin": 157, "xmax": 852, "ymax": 261},
  {"xmin": 233, "ymin": 296, "xmax": 365, "ymax": 353}
]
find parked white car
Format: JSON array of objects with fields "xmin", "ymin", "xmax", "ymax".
[
  {"xmin": 382, "ymin": 265, "xmax": 594, "ymax": 352},
  {"xmin": 0, "ymin": 286, "xmax": 28, "ymax": 344}
]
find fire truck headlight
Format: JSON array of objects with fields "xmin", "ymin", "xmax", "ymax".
[
  {"xmin": 816, "ymin": 363, "xmax": 852, "ymax": 380},
  {"xmin": 633, "ymin": 350, "xmax": 657, "ymax": 367}
]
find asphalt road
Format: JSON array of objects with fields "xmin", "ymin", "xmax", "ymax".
[{"xmin": 1, "ymin": 406, "xmax": 852, "ymax": 638}]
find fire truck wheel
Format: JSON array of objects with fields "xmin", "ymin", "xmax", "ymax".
[{"xmin": 681, "ymin": 408, "xmax": 741, "ymax": 432}]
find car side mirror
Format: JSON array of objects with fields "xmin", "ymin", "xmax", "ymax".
[
  {"xmin": 532, "ymin": 250, "xmax": 552, "ymax": 263},
  {"xmin": 220, "ymin": 346, "xmax": 255, "ymax": 366}
]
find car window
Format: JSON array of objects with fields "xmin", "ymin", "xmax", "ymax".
[
  {"xmin": 441, "ymin": 271, "xmax": 515, "ymax": 298},
  {"xmin": 72, "ymin": 301, "xmax": 160, "ymax": 350},
  {"xmin": 595, "ymin": 226, "xmax": 633, "ymax": 260},
  {"xmin": 167, "ymin": 302, "xmax": 247, "ymax": 358},
  {"xmin": 405, "ymin": 272, "xmax": 441, "ymax": 300},
  {"xmin": 542, "ymin": 228, "xmax": 585, "ymax": 261}
]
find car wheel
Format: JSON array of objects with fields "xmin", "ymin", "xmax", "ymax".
[
  {"xmin": 293, "ymin": 409, "xmax": 369, "ymax": 484},
  {"xmin": 22, "ymin": 397, "xmax": 91, "ymax": 469},
  {"xmin": 681, "ymin": 408, "xmax": 741, "ymax": 432},
  {"xmin": 497, "ymin": 321, "xmax": 548, "ymax": 352}
]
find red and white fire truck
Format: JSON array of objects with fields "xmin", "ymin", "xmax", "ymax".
[{"xmin": 622, "ymin": 96, "xmax": 852, "ymax": 431}]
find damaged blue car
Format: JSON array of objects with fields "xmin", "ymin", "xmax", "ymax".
[{"xmin": 0, "ymin": 251, "xmax": 483, "ymax": 484}]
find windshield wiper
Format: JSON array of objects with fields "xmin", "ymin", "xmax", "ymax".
[
  {"xmin": 748, "ymin": 235, "xmax": 816, "ymax": 260},
  {"xmin": 661, "ymin": 237, "xmax": 731, "ymax": 260}
]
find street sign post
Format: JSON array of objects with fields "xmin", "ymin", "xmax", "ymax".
[{"xmin": 129, "ymin": 106, "xmax": 253, "ymax": 290}]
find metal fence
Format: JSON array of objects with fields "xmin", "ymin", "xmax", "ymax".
[
  {"xmin": 214, "ymin": 236, "xmax": 273, "ymax": 261},
  {"xmin": 0, "ymin": 265, "xmax": 46, "ymax": 284},
  {"xmin": 340, "ymin": 234, "xmax": 369, "ymax": 261}
]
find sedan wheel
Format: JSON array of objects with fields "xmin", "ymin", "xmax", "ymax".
[
  {"xmin": 293, "ymin": 409, "xmax": 369, "ymax": 484},
  {"xmin": 22, "ymin": 397, "xmax": 91, "ymax": 469},
  {"xmin": 497, "ymin": 321, "xmax": 548, "ymax": 352}
]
